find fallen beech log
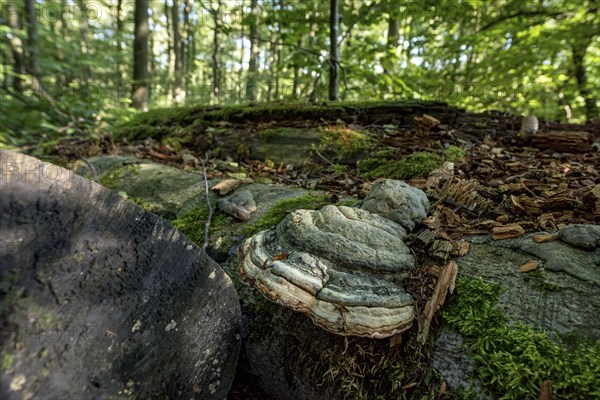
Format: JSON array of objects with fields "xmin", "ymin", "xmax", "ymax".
[{"xmin": 531, "ymin": 130, "xmax": 591, "ymax": 153}]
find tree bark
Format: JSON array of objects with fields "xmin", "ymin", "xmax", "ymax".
[
  {"xmin": 247, "ymin": 0, "xmax": 259, "ymax": 101},
  {"xmin": 329, "ymin": 0, "xmax": 339, "ymax": 101},
  {"xmin": 132, "ymin": 0, "xmax": 150, "ymax": 110}
]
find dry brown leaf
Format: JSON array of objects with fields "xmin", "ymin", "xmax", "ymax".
[
  {"xmin": 532, "ymin": 234, "xmax": 557, "ymax": 243},
  {"xmin": 520, "ymin": 260, "xmax": 540, "ymax": 272},
  {"xmin": 492, "ymin": 224, "xmax": 525, "ymax": 240}
]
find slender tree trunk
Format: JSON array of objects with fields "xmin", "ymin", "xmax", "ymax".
[
  {"xmin": 132, "ymin": 0, "xmax": 150, "ymax": 110},
  {"xmin": 328, "ymin": 0, "xmax": 339, "ymax": 101},
  {"xmin": 77, "ymin": 0, "xmax": 91, "ymax": 86},
  {"xmin": 164, "ymin": 0, "xmax": 174, "ymax": 102},
  {"xmin": 211, "ymin": 6, "xmax": 220, "ymax": 100},
  {"xmin": 183, "ymin": 0, "xmax": 192, "ymax": 96},
  {"xmin": 116, "ymin": 0, "xmax": 127, "ymax": 86},
  {"xmin": 246, "ymin": 0, "xmax": 258, "ymax": 101},
  {"xmin": 4, "ymin": 2, "xmax": 25, "ymax": 93},
  {"xmin": 172, "ymin": 0, "xmax": 183, "ymax": 102},
  {"xmin": 24, "ymin": 0, "xmax": 40, "ymax": 79},
  {"xmin": 572, "ymin": 40, "xmax": 597, "ymax": 121}
]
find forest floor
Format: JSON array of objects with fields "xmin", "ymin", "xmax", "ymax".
[{"xmin": 46, "ymin": 101, "xmax": 600, "ymax": 399}]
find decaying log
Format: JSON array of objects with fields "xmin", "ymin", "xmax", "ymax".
[{"xmin": 530, "ymin": 130, "xmax": 591, "ymax": 153}]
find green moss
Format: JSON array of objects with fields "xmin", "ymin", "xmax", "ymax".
[
  {"xmin": 1, "ymin": 353, "xmax": 14, "ymax": 372},
  {"xmin": 242, "ymin": 193, "xmax": 327, "ymax": 236},
  {"xmin": 99, "ymin": 164, "xmax": 140, "ymax": 190},
  {"xmin": 318, "ymin": 126, "xmax": 374, "ymax": 160},
  {"xmin": 259, "ymin": 127, "xmax": 300, "ymax": 142},
  {"xmin": 525, "ymin": 269, "xmax": 562, "ymax": 292},
  {"xmin": 359, "ymin": 149, "xmax": 443, "ymax": 180},
  {"xmin": 444, "ymin": 276, "xmax": 600, "ymax": 399},
  {"xmin": 443, "ymin": 145, "xmax": 466, "ymax": 163},
  {"xmin": 170, "ymin": 207, "xmax": 226, "ymax": 246}
]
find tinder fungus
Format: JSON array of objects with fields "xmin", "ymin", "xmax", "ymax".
[{"xmin": 238, "ymin": 179, "xmax": 429, "ymax": 338}]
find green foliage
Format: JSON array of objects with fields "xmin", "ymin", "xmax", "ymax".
[
  {"xmin": 444, "ymin": 277, "xmax": 600, "ymax": 399},
  {"xmin": 242, "ymin": 193, "xmax": 327, "ymax": 236}
]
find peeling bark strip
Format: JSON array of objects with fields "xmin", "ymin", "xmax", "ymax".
[{"xmin": 417, "ymin": 260, "xmax": 458, "ymax": 344}]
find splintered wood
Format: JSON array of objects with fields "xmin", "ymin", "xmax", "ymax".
[
  {"xmin": 211, "ymin": 178, "xmax": 254, "ymax": 195},
  {"xmin": 492, "ymin": 224, "xmax": 525, "ymax": 240},
  {"xmin": 418, "ymin": 260, "xmax": 458, "ymax": 344}
]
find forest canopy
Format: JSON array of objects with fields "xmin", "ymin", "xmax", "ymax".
[{"xmin": 1, "ymin": 0, "xmax": 598, "ymax": 147}]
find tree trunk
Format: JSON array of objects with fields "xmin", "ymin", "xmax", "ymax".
[
  {"xmin": 116, "ymin": 0, "xmax": 127, "ymax": 85},
  {"xmin": 211, "ymin": 5, "xmax": 220, "ymax": 100},
  {"xmin": 24, "ymin": 0, "xmax": 40, "ymax": 79},
  {"xmin": 132, "ymin": 0, "xmax": 150, "ymax": 110},
  {"xmin": 383, "ymin": 16, "xmax": 400, "ymax": 77},
  {"xmin": 246, "ymin": 0, "xmax": 259, "ymax": 101},
  {"xmin": 164, "ymin": 0, "xmax": 174, "ymax": 102},
  {"xmin": 183, "ymin": 0, "xmax": 192, "ymax": 96},
  {"xmin": 4, "ymin": 2, "xmax": 25, "ymax": 93},
  {"xmin": 328, "ymin": 0, "xmax": 339, "ymax": 101},
  {"xmin": 571, "ymin": 40, "xmax": 597, "ymax": 122},
  {"xmin": 77, "ymin": 0, "xmax": 91, "ymax": 86},
  {"xmin": 172, "ymin": 0, "xmax": 183, "ymax": 102}
]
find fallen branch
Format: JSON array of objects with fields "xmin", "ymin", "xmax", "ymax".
[{"xmin": 200, "ymin": 156, "xmax": 214, "ymax": 250}]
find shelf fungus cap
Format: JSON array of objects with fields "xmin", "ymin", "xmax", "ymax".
[{"xmin": 239, "ymin": 182, "xmax": 429, "ymax": 338}]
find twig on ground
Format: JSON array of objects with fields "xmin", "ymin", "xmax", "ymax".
[
  {"xmin": 78, "ymin": 157, "xmax": 98, "ymax": 182},
  {"xmin": 200, "ymin": 155, "xmax": 214, "ymax": 250}
]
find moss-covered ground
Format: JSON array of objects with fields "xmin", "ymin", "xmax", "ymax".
[
  {"xmin": 443, "ymin": 276, "xmax": 600, "ymax": 399},
  {"xmin": 358, "ymin": 145, "xmax": 465, "ymax": 180}
]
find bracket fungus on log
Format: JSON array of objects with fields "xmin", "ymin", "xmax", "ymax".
[{"xmin": 238, "ymin": 179, "xmax": 429, "ymax": 338}]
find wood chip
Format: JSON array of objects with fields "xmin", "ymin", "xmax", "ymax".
[
  {"xmin": 452, "ymin": 240, "xmax": 470, "ymax": 256},
  {"xmin": 532, "ymin": 234, "xmax": 557, "ymax": 243},
  {"xmin": 211, "ymin": 178, "xmax": 253, "ymax": 195},
  {"xmin": 583, "ymin": 184, "xmax": 600, "ymax": 214},
  {"xmin": 492, "ymin": 224, "xmax": 525, "ymax": 240},
  {"xmin": 520, "ymin": 259, "xmax": 540, "ymax": 272}
]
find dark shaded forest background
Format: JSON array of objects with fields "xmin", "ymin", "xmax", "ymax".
[{"xmin": 0, "ymin": 0, "xmax": 598, "ymax": 148}]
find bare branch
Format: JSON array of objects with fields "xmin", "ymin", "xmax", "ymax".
[{"xmin": 200, "ymin": 156, "xmax": 214, "ymax": 250}]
